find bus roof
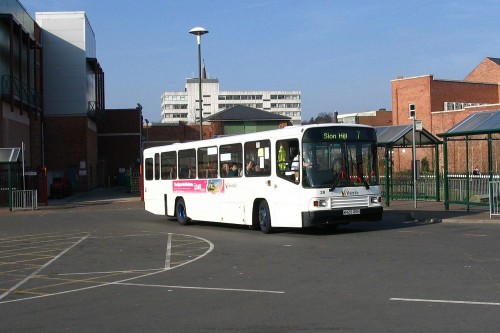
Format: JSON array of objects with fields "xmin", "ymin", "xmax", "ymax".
[{"xmin": 144, "ymin": 123, "xmax": 375, "ymax": 153}]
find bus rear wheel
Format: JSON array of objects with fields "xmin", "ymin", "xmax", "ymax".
[
  {"xmin": 176, "ymin": 198, "xmax": 190, "ymax": 225},
  {"xmin": 258, "ymin": 200, "xmax": 272, "ymax": 234}
]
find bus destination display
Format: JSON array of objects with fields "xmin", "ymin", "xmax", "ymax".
[{"xmin": 303, "ymin": 127, "xmax": 376, "ymax": 142}]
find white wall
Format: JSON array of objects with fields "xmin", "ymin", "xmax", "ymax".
[{"xmin": 36, "ymin": 12, "xmax": 96, "ymax": 116}]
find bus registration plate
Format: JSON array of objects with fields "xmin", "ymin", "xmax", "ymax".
[{"xmin": 343, "ymin": 209, "xmax": 360, "ymax": 215}]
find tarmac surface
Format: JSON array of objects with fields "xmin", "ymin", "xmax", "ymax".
[
  {"xmin": 2, "ymin": 187, "xmax": 500, "ymax": 332},
  {"xmin": 1, "ymin": 186, "xmax": 497, "ymax": 224}
]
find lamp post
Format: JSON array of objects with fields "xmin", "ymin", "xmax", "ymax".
[
  {"xmin": 409, "ymin": 103, "xmax": 417, "ymax": 208},
  {"xmin": 189, "ymin": 26, "xmax": 209, "ymax": 140}
]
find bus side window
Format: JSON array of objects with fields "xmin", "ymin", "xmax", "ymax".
[
  {"xmin": 145, "ymin": 157, "xmax": 154, "ymax": 180},
  {"xmin": 244, "ymin": 140, "xmax": 271, "ymax": 177},
  {"xmin": 276, "ymin": 139, "xmax": 300, "ymax": 184},
  {"xmin": 161, "ymin": 151, "xmax": 177, "ymax": 180},
  {"xmin": 154, "ymin": 153, "xmax": 160, "ymax": 180},
  {"xmin": 178, "ymin": 149, "xmax": 196, "ymax": 179},
  {"xmin": 198, "ymin": 146, "xmax": 218, "ymax": 179},
  {"xmin": 220, "ymin": 143, "xmax": 243, "ymax": 178}
]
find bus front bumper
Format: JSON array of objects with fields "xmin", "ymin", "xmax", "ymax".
[{"xmin": 301, "ymin": 206, "xmax": 383, "ymax": 228}]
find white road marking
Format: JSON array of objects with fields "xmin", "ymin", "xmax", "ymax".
[
  {"xmin": 390, "ymin": 297, "xmax": 500, "ymax": 306},
  {"xmin": 117, "ymin": 282, "xmax": 285, "ymax": 294},
  {"xmin": 165, "ymin": 233, "xmax": 172, "ymax": 269},
  {"xmin": 51, "ymin": 268, "xmax": 163, "ymax": 276}
]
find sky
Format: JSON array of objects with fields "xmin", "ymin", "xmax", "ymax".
[{"xmin": 21, "ymin": 0, "xmax": 500, "ymax": 123}]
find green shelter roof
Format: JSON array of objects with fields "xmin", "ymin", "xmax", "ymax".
[
  {"xmin": 0, "ymin": 148, "xmax": 20, "ymax": 163},
  {"xmin": 376, "ymin": 125, "xmax": 441, "ymax": 147},
  {"xmin": 438, "ymin": 110, "xmax": 500, "ymax": 137}
]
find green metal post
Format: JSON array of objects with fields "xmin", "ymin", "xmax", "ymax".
[
  {"xmin": 435, "ymin": 143, "xmax": 440, "ymax": 201},
  {"xmin": 385, "ymin": 146, "xmax": 390, "ymax": 206},
  {"xmin": 465, "ymin": 135, "xmax": 470, "ymax": 211},
  {"xmin": 443, "ymin": 138, "xmax": 449, "ymax": 210},
  {"xmin": 488, "ymin": 133, "xmax": 493, "ymax": 181},
  {"xmin": 8, "ymin": 164, "xmax": 12, "ymax": 211}
]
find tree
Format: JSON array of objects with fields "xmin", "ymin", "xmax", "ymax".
[
  {"xmin": 315, "ymin": 112, "xmax": 333, "ymax": 124},
  {"xmin": 302, "ymin": 113, "xmax": 333, "ymax": 125}
]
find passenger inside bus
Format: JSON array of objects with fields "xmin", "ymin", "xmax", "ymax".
[
  {"xmin": 221, "ymin": 162, "xmax": 230, "ymax": 177},
  {"xmin": 228, "ymin": 163, "xmax": 239, "ymax": 177},
  {"xmin": 244, "ymin": 160, "xmax": 254, "ymax": 176}
]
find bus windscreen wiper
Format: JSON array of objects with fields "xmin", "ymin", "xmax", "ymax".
[{"xmin": 329, "ymin": 170, "xmax": 341, "ymax": 192}]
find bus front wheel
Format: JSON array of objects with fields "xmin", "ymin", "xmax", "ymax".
[
  {"xmin": 176, "ymin": 198, "xmax": 190, "ymax": 225},
  {"xmin": 258, "ymin": 200, "xmax": 272, "ymax": 234}
]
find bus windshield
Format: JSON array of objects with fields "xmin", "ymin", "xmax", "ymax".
[{"xmin": 302, "ymin": 128, "xmax": 379, "ymax": 189}]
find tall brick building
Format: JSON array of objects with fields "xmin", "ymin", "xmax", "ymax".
[{"xmin": 391, "ymin": 57, "xmax": 500, "ymax": 173}]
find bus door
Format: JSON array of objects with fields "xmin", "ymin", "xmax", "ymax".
[
  {"xmin": 219, "ymin": 143, "xmax": 245, "ymax": 224},
  {"xmin": 273, "ymin": 139, "xmax": 303, "ymax": 227}
]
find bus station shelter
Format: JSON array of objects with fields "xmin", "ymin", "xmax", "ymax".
[
  {"xmin": 437, "ymin": 110, "xmax": 500, "ymax": 210},
  {"xmin": 375, "ymin": 125, "xmax": 442, "ymax": 206},
  {"xmin": 0, "ymin": 148, "xmax": 21, "ymax": 210}
]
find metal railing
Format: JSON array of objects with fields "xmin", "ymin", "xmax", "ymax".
[
  {"xmin": 1, "ymin": 75, "xmax": 42, "ymax": 109},
  {"xmin": 11, "ymin": 190, "xmax": 37, "ymax": 211},
  {"xmin": 381, "ymin": 173, "xmax": 494, "ymax": 203},
  {"xmin": 489, "ymin": 181, "xmax": 500, "ymax": 218}
]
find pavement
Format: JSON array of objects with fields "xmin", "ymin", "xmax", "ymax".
[
  {"xmin": 1, "ymin": 187, "xmax": 498, "ymax": 223},
  {"xmin": 383, "ymin": 199, "xmax": 496, "ymax": 224},
  {"xmin": 0, "ymin": 186, "xmax": 143, "ymax": 214}
]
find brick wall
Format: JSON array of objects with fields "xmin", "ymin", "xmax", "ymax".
[
  {"xmin": 358, "ymin": 111, "xmax": 393, "ymax": 126},
  {"xmin": 30, "ymin": 114, "xmax": 43, "ymax": 168},
  {"xmin": 464, "ymin": 58, "xmax": 500, "ymax": 83},
  {"xmin": 392, "ymin": 75, "xmax": 432, "ymax": 128},
  {"xmin": 44, "ymin": 115, "xmax": 97, "ymax": 191},
  {"xmin": 98, "ymin": 108, "xmax": 142, "ymax": 186}
]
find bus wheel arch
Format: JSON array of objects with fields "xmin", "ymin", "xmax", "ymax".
[
  {"xmin": 175, "ymin": 197, "xmax": 191, "ymax": 225},
  {"xmin": 256, "ymin": 199, "xmax": 272, "ymax": 234},
  {"xmin": 251, "ymin": 199, "xmax": 263, "ymax": 230}
]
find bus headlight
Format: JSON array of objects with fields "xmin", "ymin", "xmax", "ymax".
[
  {"xmin": 370, "ymin": 196, "xmax": 381, "ymax": 203},
  {"xmin": 313, "ymin": 199, "xmax": 327, "ymax": 207}
]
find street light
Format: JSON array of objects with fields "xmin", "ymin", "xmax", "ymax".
[
  {"xmin": 409, "ymin": 103, "xmax": 417, "ymax": 208},
  {"xmin": 189, "ymin": 26, "xmax": 209, "ymax": 140}
]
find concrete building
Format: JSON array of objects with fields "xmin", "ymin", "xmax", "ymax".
[
  {"xmin": 36, "ymin": 11, "xmax": 105, "ymax": 191},
  {"xmin": 161, "ymin": 75, "xmax": 301, "ymax": 125}
]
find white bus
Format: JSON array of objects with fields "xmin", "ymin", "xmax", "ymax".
[{"xmin": 143, "ymin": 124, "xmax": 383, "ymax": 233}]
